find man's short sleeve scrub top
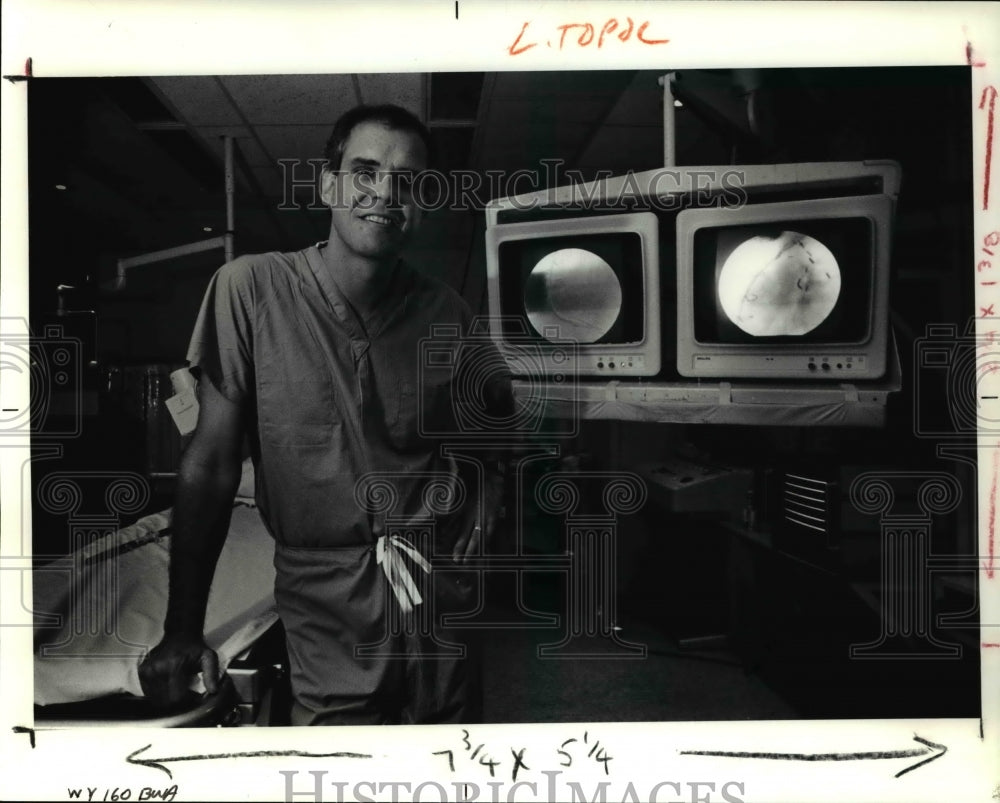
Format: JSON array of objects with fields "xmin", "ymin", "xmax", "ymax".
[{"xmin": 187, "ymin": 244, "xmax": 480, "ymax": 550}]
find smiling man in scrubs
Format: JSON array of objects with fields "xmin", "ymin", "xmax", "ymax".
[{"xmin": 139, "ymin": 104, "xmax": 509, "ymax": 725}]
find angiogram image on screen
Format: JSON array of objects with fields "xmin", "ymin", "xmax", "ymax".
[
  {"xmin": 692, "ymin": 216, "xmax": 873, "ymax": 347},
  {"xmin": 498, "ymin": 230, "xmax": 646, "ymax": 347},
  {"xmin": 523, "ymin": 248, "xmax": 624, "ymax": 343},
  {"xmin": 717, "ymin": 230, "xmax": 842, "ymax": 337}
]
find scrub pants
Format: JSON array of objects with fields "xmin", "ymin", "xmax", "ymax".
[{"xmin": 274, "ymin": 541, "xmax": 481, "ymax": 726}]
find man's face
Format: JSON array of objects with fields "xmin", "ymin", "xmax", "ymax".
[{"xmin": 320, "ymin": 121, "xmax": 427, "ymax": 262}]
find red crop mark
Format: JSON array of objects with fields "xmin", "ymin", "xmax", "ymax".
[
  {"xmin": 967, "ymin": 41, "xmax": 987, "ymax": 67},
  {"xmin": 982, "ymin": 304, "xmax": 996, "ymax": 317},
  {"xmin": 981, "ymin": 86, "xmax": 997, "ymax": 210},
  {"xmin": 983, "ymin": 642, "xmax": 1000, "ymax": 648},
  {"xmin": 987, "ymin": 448, "xmax": 999, "ymax": 580}
]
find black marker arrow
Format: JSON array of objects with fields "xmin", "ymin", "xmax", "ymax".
[
  {"xmin": 680, "ymin": 734, "xmax": 946, "ymax": 778},
  {"xmin": 127, "ymin": 743, "xmax": 373, "ymax": 779}
]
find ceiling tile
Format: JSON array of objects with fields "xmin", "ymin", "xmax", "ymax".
[
  {"xmin": 148, "ymin": 76, "xmax": 243, "ymax": 126},
  {"xmin": 219, "ymin": 74, "xmax": 358, "ymax": 125},
  {"xmin": 490, "ymin": 71, "xmax": 635, "ymax": 100},
  {"xmin": 356, "ymin": 73, "xmax": 425, "ymax": 118},
  {"xmin": 252, "ymin": 124, "xmax": 332, "ymax": 164}
]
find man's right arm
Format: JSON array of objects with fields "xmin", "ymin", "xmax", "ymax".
[{"xmin": 138, "ymin": 376, "xmax": 245, "ymax": 708}]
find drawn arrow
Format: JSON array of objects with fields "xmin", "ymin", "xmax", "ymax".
[
  {"xmin": 680, "ymin": 734, "xmax": 947, "ymax": 778},
  {"xmin": 981, "ymin": 85, "xmax": 997, "ymax": 210},
  {"xmin": 127, "ymin": 744, "xmax": 373, "ymax": 780}
]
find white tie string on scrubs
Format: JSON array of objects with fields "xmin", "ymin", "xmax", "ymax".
[{"xmin": 376, "ymin": 534, "xmax": 432, "ymax": 614}]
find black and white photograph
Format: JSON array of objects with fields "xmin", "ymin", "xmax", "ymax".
[{"xmin": 2, "ymin": 3, "xmax": 998, "ymax": 802}]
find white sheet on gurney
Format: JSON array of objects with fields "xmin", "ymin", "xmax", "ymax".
[{"xmin": 34, "ymin": 503, "xmax": 278, "ymax": 706}]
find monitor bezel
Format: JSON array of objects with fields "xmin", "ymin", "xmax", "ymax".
[
  {"xmin": 676, "ymin": 193, "xmax": 893, "ymax": 380},
  {"xmin": 486, "ymin": 211, "xmax": 662, "ymax": 378}
]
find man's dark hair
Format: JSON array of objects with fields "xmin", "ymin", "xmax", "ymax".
[{"xmin": 323, "ymin": 104, "xmax": 434, "ymax": 171}]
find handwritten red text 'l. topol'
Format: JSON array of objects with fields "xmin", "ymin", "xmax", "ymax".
[{"xmin": 508, "ymin": 19, "xmax": 669, "ymax": 56}]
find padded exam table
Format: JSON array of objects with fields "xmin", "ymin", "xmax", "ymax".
[{"xmin": 33, "ymin": 501, "xmax": 284, "ymax": 727}]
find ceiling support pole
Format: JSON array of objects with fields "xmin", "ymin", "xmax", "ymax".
[{"xmin": 658, "ymin": 72, "xmax": 677, "ymax": 168}]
